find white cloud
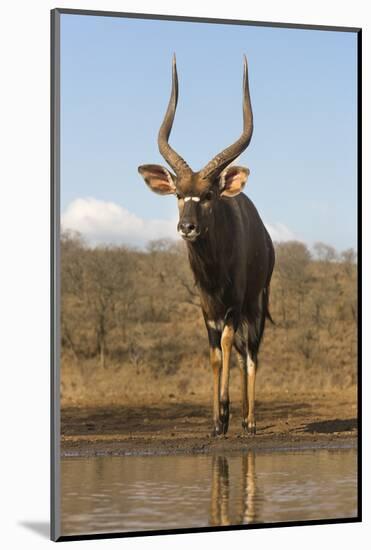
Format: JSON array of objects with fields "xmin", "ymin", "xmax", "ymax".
[
  {"xmin": 265, "ymin": 222, "xmax": 297, "ymax": 242},
  {"xmin": 61, "ymin": 197, "xmax": 297, "ymax": 247},
  {"xmin": 61, "ymin": 197, "xmax": 178, "ymax": 247}
]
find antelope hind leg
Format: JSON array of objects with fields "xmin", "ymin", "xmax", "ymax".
[
  {"xmin": 237, "ymin": 351, "xmax": 249, "ymax": 432},
  {"xmin": 245, "ymin": 352, "xmax": 257, "ymax": 435},
  {"xmin": 210, "ymin": 346, "xmax": 223, "ymax": 436}
]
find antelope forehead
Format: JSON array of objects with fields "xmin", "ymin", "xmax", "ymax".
[{"xmin": 176, "ymin": 173, "xmax": 212, "ymax": 196}]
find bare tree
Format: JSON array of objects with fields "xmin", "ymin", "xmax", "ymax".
[
  {"xmin": 274, "ymin": 241, "xmax": 311, "ymax": 323},
  {"xmin": 60, "ymin": 231, "xmax": 87, "ymax": 359},
  {"xmin": 313, "ymin": 242, "xmax": 337, "ymax": 262},
  {"xmin": 341, "ymin": 248, "xmax": 357, "ymax": 277},
  {"xmin": 82, "ymin": 246, "xmax": 136, "ymax": 368}
]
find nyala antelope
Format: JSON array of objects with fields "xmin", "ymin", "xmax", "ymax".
[{"xmin": 138, "ymin": 55, "xmax": 274, "ymax": 436}]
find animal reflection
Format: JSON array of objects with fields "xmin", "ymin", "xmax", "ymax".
[{"xmin": 210, "ymin": 452, "xmax": 259, "ymax": 526}]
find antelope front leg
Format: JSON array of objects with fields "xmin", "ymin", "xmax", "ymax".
[
  {"xmin": 210, "ymin": 346, "xmax": 222, "ymax": 436},
  {"xmin": 220, "ymin": 324, "xmax": 235, "ymax": 435}
]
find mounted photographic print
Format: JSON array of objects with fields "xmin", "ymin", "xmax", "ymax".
[{"xmin": 51, "ymin": 8, "xmax": 361, "ymax": 542}]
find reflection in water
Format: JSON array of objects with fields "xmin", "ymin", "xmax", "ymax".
[
  {"xmin": 241, "ymin": 452, "xmax": 257, "ymax": 525},
  {"xmin": 61, "ymin": 448, "xmax": 357, "ymax": 536},
  {"xmin": 210, "ymin": 453, "xmax": 258, "ymax": 526}
]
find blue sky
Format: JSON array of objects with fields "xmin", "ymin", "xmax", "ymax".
[{"xmin": 60, "ymin": 14, "xmax": 357, "ymax": 251}]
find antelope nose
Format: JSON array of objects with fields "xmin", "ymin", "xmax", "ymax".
[{"xmin": 179, "ymin": 222, "xmax": 198, "ymax": 235}]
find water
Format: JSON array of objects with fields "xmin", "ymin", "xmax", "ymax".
[{"xmin": 61, "ymin": 448, "xmax": 357, "ymax": 536}]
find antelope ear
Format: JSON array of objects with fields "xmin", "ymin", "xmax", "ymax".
[
  {"xmin": 138, "ymin": 164, "xmax": 177, "ymax": 195},
  {"xmin": 219, "ymin": 166, "xmax": 250, "ymax": 197}
]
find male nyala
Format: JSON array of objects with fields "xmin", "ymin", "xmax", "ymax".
[{"xmin": 138, "ymin": 55, "xmax": 275, "ymax": 436}]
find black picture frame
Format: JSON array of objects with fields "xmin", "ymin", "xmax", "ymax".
[{"xmin": 51, "ymin": 7, "xmax": 362, "ymax": 542}]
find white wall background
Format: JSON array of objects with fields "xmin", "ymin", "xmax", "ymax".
[{"xmin": 0, "ymin": 1, "xmax": 368, "ymax": 548}]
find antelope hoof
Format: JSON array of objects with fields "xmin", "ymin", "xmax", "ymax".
[
  {"xmin": 220, "ymin": 400, "xmax": 230, "ymax": 435},
  {"xmin": 242, "ymin": 420, "xmax": 256, "ymax": 436},
  {"xmin": 211, "ymin": 421, "xmax": 223, "ymax": 437}
]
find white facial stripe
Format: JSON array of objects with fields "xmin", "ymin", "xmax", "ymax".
[{"xmin": 184, "ymin": 196, "xmax": 200, "ymax": 202}]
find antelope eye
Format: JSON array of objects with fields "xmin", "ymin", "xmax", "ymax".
[{"xmin": 204, "ymin": 191, "xmax": 213, "ymax": 201}]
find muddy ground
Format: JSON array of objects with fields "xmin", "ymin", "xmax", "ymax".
[{"xmin": 60, "ymin": 389, "xmax": 358, "ymax": 456}]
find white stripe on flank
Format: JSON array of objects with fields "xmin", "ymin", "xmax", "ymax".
[{"xmin": 207, "ymin": 320, "xmax": 223, "ymax": 331}]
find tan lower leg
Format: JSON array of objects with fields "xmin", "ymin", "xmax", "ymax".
[
  {"xmin": 220, "ymin": 325, "xmax": 234, "ymax": 404},
  {"xmin": 247, "ymin": 353, "xmax": 257, "ymax": 431},
  {"xmin": 220, "ymin": 324, "xmax": 234, "ymax": 434},
  {"xmin": 210, "ymin": 347, "xmax": 221, "ymax": 427}
]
